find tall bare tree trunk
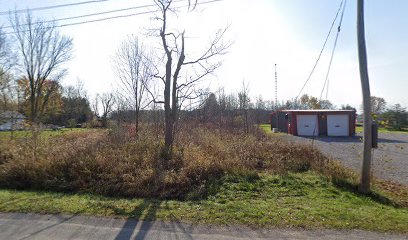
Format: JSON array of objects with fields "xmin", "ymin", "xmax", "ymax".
[
  {"xmin": 163, "ymin": 44, "xmax": 173, "ymax": 155},
  {"xmin": 154, "ymin": 0, "xmax": 230, "ymax": 158}
]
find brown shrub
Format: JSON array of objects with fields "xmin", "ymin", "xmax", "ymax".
[{"xmin": 0, "ymin": 125, "xmax": 352, "ymax": 199}]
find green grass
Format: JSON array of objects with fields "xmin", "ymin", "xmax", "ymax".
[
  {"xmin": 356, "ymin": 126, "xmax": 408, "ymax": 134},
  {"xmin": 258, "ymin": 124, "xmax": 286, "ymax": 136},
  {"xmin": 0, "ymin": 172, "xmax": 407, "ymax": 233},
  {"xmin": 258, "ymin": 124, "xmax": 272, "ymax": 133}
]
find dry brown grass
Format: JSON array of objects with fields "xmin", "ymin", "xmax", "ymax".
[{"xmin": 0, "ymin": 125, "xmax": 355, "ymax": 199}]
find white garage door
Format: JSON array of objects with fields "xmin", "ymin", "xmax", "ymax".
[
  {"xmin": 297, "ymin": 115, "xmax": 319, "ymax": 136},
  {"xmin": 327, "ymin": 114, "xmax": 349, "ymax": 136}
]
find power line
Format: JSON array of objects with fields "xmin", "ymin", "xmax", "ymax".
[
  {"xmin": 2, "ymin": 2, "xmax": 163, "ymax": 29},
  {"xmin": 312, "ymin": 1, "xmax": 346, "ymax": 147},
  {"xmin": 57, "ymin": 9, "xmax": 157, "ymax": 28},
  {"xmin": 295, "ymin": 0, "xmax": 344, "ymax": 100},
  {"xmin": 0, "ymin": 0, "xmax": 110, "ymax": 16},
  {"xmin": 2, "ymin": 0, "xmax": 186, "ymax": 30},
  {"xmin": 320, "ymin": 0, "xmax": 347, "ymax": 100},
  {"xmin": 3, "ymin": 0, "xmax": 223, "ymax": 35}
]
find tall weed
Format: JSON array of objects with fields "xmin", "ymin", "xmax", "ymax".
[{"xmin": 0, "ymin": 125, "xmax": 352, "ymax": 199}]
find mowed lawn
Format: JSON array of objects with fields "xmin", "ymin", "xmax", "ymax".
[
  {"xmin": 355, "ymin": 126, "xmax": 408, "ymax": 134},
  {"xmin": 258, "ymin": 124, "xmax": 287, "ymax": 136},
  {"xmin": 0, "ymin": 172, "xmax": 407, "ymax": 233},
  {"xmin": 258, "ymin": 124, "xmax": 272, "ymax": 133}
]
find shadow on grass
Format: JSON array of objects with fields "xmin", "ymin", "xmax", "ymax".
[
  {"xmin": 332, "ymin": 178, "xmax": 402, "ymax": 208},
  {"xmin": 183, "ymin": 173, "xmax": 260, "ymax": 201}
]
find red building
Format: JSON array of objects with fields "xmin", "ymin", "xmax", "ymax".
[{"xmin": 271, "ymin": 110, "xmax": 356, "ymax": 137}]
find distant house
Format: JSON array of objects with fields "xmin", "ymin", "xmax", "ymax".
[
  {"xmin": 0, "ymin": 111, "xmax": 26, "ymax": 131},
  {"xmin": 271, "ymin": 109, "xmax": 356, "ymax": 137}
]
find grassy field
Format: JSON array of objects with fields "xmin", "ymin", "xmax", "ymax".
[
  {"xmin": 0, "ymin": 128, "xmax": 98, "ymax": 139},
  {"xmin": 0, "ymin": 172, "xmax": 407, "ymax": 232},
  {"xmin": 356, "ymin": 126, "xmax": 408, "ymax": 134}
]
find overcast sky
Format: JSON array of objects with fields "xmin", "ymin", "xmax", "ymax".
[{"xmin": 1, "ymin": 0, "xmax": 407, "ymax": 109}]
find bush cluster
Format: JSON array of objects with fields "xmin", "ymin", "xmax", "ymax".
[{"xmin": 0, "ymin": 126, "xmax": 351, "ymax": 199}]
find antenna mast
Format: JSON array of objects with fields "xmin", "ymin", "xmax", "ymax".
[
  {"xmin": 275, "ymin": 63, "xmax": 279, "ymax": 131},
  {"xmin": 275, "ymin": 64, "xmax": 278, "ymax": 108}
]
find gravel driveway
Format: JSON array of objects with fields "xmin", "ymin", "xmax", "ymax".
[{"xmin": 280, "ymin": 132, "xmax": 408, "ymax": 185}]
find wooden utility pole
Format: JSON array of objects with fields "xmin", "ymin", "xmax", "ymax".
[{"xmin": 357, "ymin": 0, "xmax": 372, "ymax": 193}]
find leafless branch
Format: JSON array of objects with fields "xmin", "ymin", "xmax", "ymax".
[
  {"xmin": 183, "ymin": 26, "xmax": 232, "ymax": 65},
  {"xmin": 10, "ymin": 11, "xmax": 73, "ymax": 123}
]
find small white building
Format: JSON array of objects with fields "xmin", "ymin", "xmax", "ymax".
[{"xmin": 0, "ymin": 111, "xmax": 26, "ymax": 131}]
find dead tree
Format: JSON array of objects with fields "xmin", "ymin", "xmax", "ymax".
[
  {"xmin": 151, "ymin": 0, "xmax": 231, "ymax": 157},
  {"xmin": 93, "ymin": 92, "xmax": 115, "ymax": 128},
  {"xmin": 10, "ymin": 11, "xmax": 73, "ymax": 124},
  {"xmin": 238, "ymin": 81, "xmax": 250, "ymax": 133},
  {"xmin": 113, "ymin": 91, "xmax": 127, "ymax": 128},
  {"xmin": 0, "ymin": 27, "xmax": 17, "ymax": 81},
  {"xmin": 113, "ymin": 36, "xmax": 153, "ymax": 134}
]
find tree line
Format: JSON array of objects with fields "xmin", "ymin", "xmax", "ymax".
[
  {"xmin": 0, "ymin": 0, "xmax": 232, "ymax": 158},
  {"xmin": 1, "ymin": 0, "xmax": 406, "ymax": 161},
  {"xmin": 368, "ymin": 96, "xmax": 407, "ymax": 130}
]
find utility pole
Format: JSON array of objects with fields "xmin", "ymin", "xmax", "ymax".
[{"xmin": 357, "ymin": 0, "xmax": 372, "ymax": 193}]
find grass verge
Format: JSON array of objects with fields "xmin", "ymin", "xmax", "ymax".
[
  {"xmin": 0, "ymin": 171, "xmax": 407, "ymax": 233},
  {"xmin": 356, "ymin": 126, "xmax": 408, "ymax": 134}
]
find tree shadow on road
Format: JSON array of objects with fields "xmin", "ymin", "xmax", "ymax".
[
  {"xmin": 114, "ymin": 199, "xmax": 161, "ymax": 240},
  {"xmin": 18, "ymin": 215, "xmax": 75, "ymax": 240}
]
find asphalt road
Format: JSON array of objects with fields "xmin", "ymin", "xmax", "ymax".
[
  {"xmin": 0, "ymin": 213, "xmax": 406, "ymax": 240},
  {"xmin": 280, "ymin": 132, "xmax": 408, "ymax": 185}
]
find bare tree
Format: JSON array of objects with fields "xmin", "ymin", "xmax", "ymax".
[
  {"xmin": 113, "ymin": 36, "xmax": 152, "ymax": 134},
  {"xmin": 111, "ymin": 91, "xmax": 125, "ymax": 127},
  {"xmin": 0, "ymin": 27, "xmax": 15, "ymax": 80},
  {"xmin": 10, "ymin": 11, "xmax": 73, "ymax": 124},
  {"xmin": 93, "ymin": 92, "xmax": 115, "ymax": 128},
  {"xmin": 238, "ymin": 81, "xmax": 251, "ymax": 133},
  {"xmin": 0, "ymin": 28, "xmax": 6, "ymax": 69},
  {"xmin": 0, "ymin": 27, "xmax": 17, "ymax": 114},
  {"xmin": 151, "ymin": 0, "xmax": 231, "ymax": 157},
  {"xmin": 0, "ymin": 72, "xmax": 14, "ymax": 112},
  {"xmin": 216, "ymin": 87, "xmax": 227, "ymax": 127},
  {"xmin": 254, "ymin": 95, "xmax": 266, "ymax": 124},
  {"xmin": 60, "ymin": 80, "xmax": 92, "ymax": 126}
]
